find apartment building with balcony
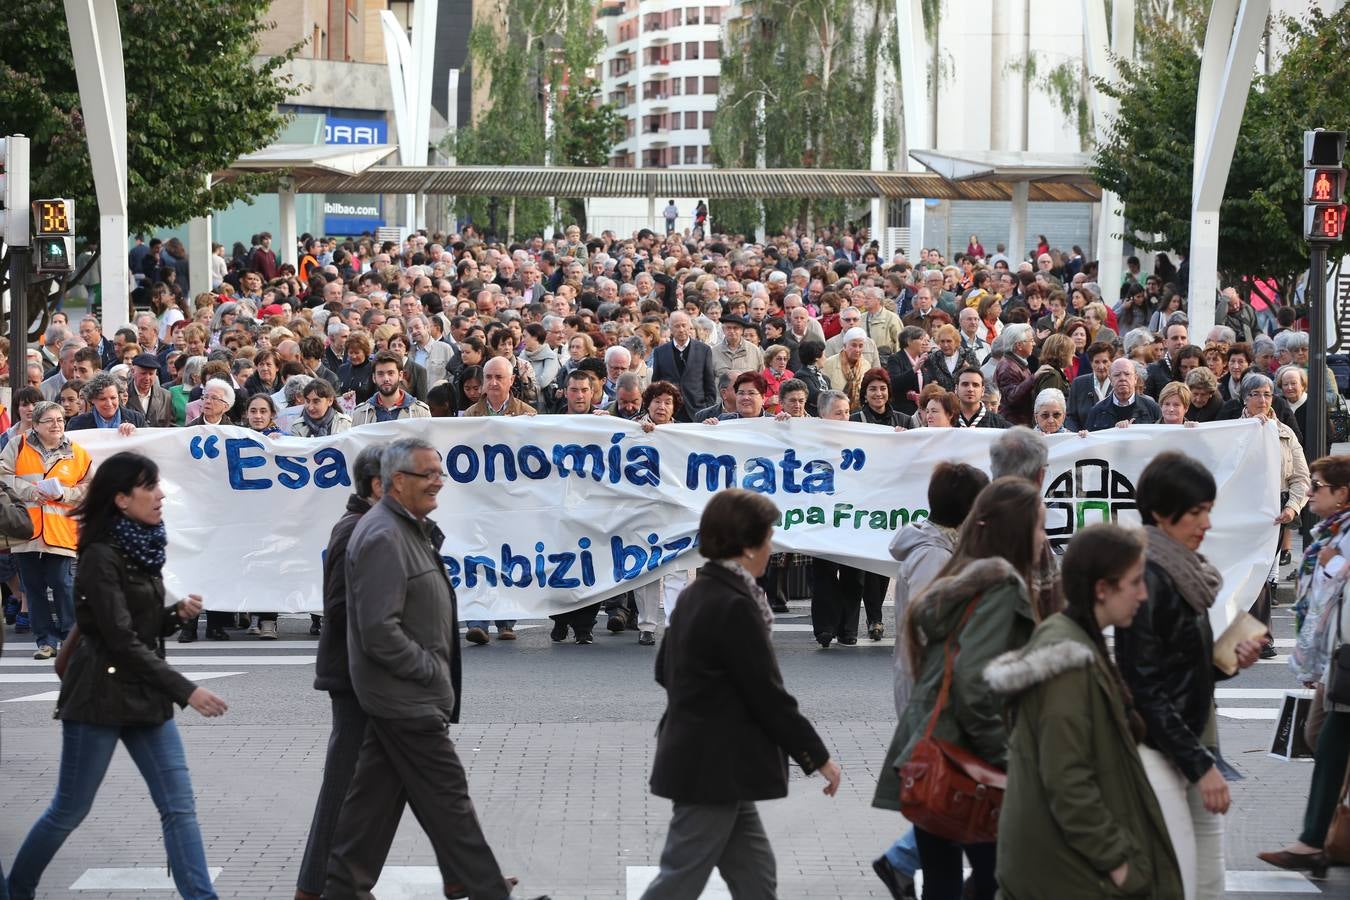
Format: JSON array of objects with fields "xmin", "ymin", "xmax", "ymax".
[{"xmin": 598, "ymin": 0, "xmax": 734, "ymax": 170}]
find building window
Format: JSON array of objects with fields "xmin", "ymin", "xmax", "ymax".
[
  {"xmin": 671, "ymin": 78, "xmax": 683, "ymax": 96},
  {"xmin": 684, "ymin": 146, "xmax": 698, "ymax": 165},
  {"xmin": 685, "ymin": 111, "xmax": 698, "ymax": 130},
  {"xmin": 670, "ymin": 8, "xmax": 682, "ymax": 25},
  {"xmin": 703, "ymin": 75, "xmax": 719, "ymax": 94},
  {"xmin": 705, "ymin": 6, "xmax": 721, "ymax": 24},
  {"xmin": 685, "ymin": 41, "xmax": 699, "ymax": 59},
  {"xmin": 704, "ymin": 41, "xmax": 720, "ymax": 59},
  {"xmin": 686, "ymin": 7, "xmax": 700, "ymax": 24},
  {"xmin": 702, "ymin": 145, "xmax": 714, "ymax": 164},
  {"xmin": 670, "ymin": 44, "xmax": 682, "ymax": 61},
  {"xmin": 686, "ymin": 76, "xmax": 699, "ymax": 93},
  {"xmin": 703, "ymin": 111, "xmax": 715, "ymax": 129}
]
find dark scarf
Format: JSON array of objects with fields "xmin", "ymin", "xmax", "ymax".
[
  {"xmin": 1144, "ymin": 525, "xmax": 1221, "ymax": 615},
  {"xmin": 110, "ymin": 514, "xmax": 168, "ymax": 574},
  {"xmin": 303, "ymin": 405, "xmax": 338, "ymax": 436}
]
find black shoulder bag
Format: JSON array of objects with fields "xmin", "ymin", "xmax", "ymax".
[{"xmin": 1327, "ymin": 590, "xmax": 1350, "ymax": 706}]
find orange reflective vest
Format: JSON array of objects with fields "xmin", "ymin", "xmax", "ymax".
[{"xmin": 14, "ymin": 437, "xmax": 90, "ymax": 551}]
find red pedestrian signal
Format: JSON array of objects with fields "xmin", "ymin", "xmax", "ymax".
[{"xmin": 1305, "ymin": 131, "xmax": 1348, "ymax": 242}]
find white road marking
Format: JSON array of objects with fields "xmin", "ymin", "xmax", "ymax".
[
  {"xmin": 0, "ymin": 655, "xmax": 314, "ymax": 667},
  {"xmin": 626, "ymin": 866, "xmax": 729, "ymax": 898},
  {"xmin": 1225, "ymin": 869, "xmax": 1321, "ymax": 892},
  {"xmin": 70, "ymin": 866, "xmax": 221, "ymax": 890},
  {"xmin": 1215, "ymin": 689, "xmax": 1305, "ymax": 699},
  {"xmin": 1218, "ymin": 708, "xmax": 1281, "ymax": 720},
  {"xmin": 2, "ymin": 672, "xmax": 242, "ymax": 702}
]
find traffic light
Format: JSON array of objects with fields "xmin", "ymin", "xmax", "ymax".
[
  {"xmin": 30, "ymin": 199, "xmax": 74, "ymax": 274},
  {"xmin": 0, "ymin": 135, "xmax": 31, "ymax": 248},
  {"xmin": 1304, "ymin": 130, "xmax": 1347, "ymax": 242}
]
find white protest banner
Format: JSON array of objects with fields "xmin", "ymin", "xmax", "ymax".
[{"xmin": 72, "ymin": 417, "xmax": 1280, "ymax": 629}]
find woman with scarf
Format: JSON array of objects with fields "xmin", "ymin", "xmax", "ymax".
[
  {"xmin": 1259, "ymin": 455, "xmax": 1350, "ymax": 879},
  {"xmin": 1114, "ymin": 451, "xmax": 1263, "ymax": 900},
  {"xmin": 7, "ymin": 452, "xmax": 227, "ymax": 900},
  {"xmin": 244, "ymin": 394, "xmax": 283, "ymax": 437},
  {"xmin": 290, "ymin": 380, "xmax": 352, "ymax": 437},
  {"xmin": 641, "ymin": 489, "xmax": 841, "ymax": 899}
]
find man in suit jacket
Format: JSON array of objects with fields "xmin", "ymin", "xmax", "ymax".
[
  {"xmin": 650, "ymin": 312, "xmax": 717, "ymax": 421},
  {"xmin": 1085, "ymin": 358, "xmax": 1163, "ymax": 431},
  {"xmin": 408, "ymin": 316, "xmax": 454, "ymax": 387},
  {"xmin": 1065, "ymin": 343, "xmax": 1114, "ymax": 431},
  {"xmin": 125, "ymin": 353, "xmax": 176, "ymax": 427}
]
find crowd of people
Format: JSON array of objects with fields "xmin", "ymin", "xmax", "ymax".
[{"xmin": 0, "ymin": 221, "xmax": 1346, "ymax": 898}]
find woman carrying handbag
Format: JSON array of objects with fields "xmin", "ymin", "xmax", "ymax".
[
  {"xmin": 1260, "ymin": 454, "xmax": 1350, "ymax": 877},
  {"xmin": 872, "ymin": 478, "xmax": 1043, "ymax": 900}
]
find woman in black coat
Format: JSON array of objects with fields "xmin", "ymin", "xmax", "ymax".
[
  {"xmin": 7, "ymin": 452, "xmax": 228, "ymax": 900},
  {"xmin": 642, "ymin": 489, "xmax": 842, "ymax": 899}
]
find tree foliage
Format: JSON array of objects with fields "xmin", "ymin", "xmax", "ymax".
[
  {"xmin": 711, "ymin": 0, "xmax": 894, "ymax": 235},
  {"xmin": 0, "ymin": 0, "xmax": 298, "ymax": 247},
  {"xmin": 451, "ymin": 0, "xmax": 620, "ymax": 238},
  {"xmin": 1092, "ymin": 6, "xmax": 1350, "ymax": 296}
]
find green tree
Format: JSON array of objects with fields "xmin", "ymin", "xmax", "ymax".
[
  {"xmin": 553, "ymin": 81, "xmax": 625, "ymax": 229},
  {"xmin": 0, "ymin": 0, "xmax": 298, "ymax": 252},
  {"xmin": 1092, "ymin": 6, "xmax": 1350, "ymax": 298},
  {"xmin": 450, "ymin": 0, "xmax": 607, "ymax": 239},
  {"xmin": 711, "ymin": 0, "xmax": 895, "ymax": 235}
]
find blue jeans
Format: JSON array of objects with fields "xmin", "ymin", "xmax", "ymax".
[
  {"xmin": 465, "ymin": 620, "xmax": 515, "ymax": 632},
  {"xmin": 8, "ymin": 719, "xmax": 217, "ymax": 900},
  {"xmin": 885, "ymin": 827, "xmax": 920, "ymax": 876},
  {"xmin": 14, "ymin": 552, "xmax": 73, "ymax": 649}
]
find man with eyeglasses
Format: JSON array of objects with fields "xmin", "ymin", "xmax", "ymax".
[{"xmin": 326, "ymin": 437, "xmax": 542, "ymax": 900}]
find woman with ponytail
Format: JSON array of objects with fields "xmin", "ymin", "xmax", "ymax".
[{"xmin": 985, "ymin": 523, "xmax": 1183, "ymax": 899}]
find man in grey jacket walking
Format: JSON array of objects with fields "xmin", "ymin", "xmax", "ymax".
[{"xmin": 324, "ymin": 437, "xmax": 537, "ymax": 900}]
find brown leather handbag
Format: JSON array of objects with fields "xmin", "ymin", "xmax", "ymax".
[{"xmin": 898, "ymin": 595, "xmax": 1007, "ymax": 844}]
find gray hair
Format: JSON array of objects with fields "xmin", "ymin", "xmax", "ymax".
[
  {"xmin": 1003, "ymin": 323, "xmax": 1034, "ymax": 347},
  {"xmin": 31, "ymin": 400, "xmax": 62, "ymax": 427},
  {"xmin": 1275, "ymin": 330, "xmax": 1309, "ymax": 352},
  {"xmin": 282, "ymin": 374, "xmax": 314, "ymax": 406},
  {"xmin": 81, "ymin": 372, "xmax": 119, "ymax": 403},
  {"xmin": 615, "ymin": 372, "xmax": 642, "ymax": 393},
  {"xmin": 619, "ymin": 335, "xmax": 647, "ymax": 358},
  {"xmin": 1033, "ymin": 388, "xmax": 1067, "ymax": 414},
  {"xmin": 1206, "ymin": 325, "xmax": 1237, "ymax": 344},
  {"xmin": 203, "ymin": 378, "xmax": 236, "ymax": 409},
  {"xmin": 1239, "ymin": 371, "xmax": 1274, "ymax": 403},
  {"xmin": 1185, "ymin": 366, "xmax": 1219, "ymax": 392},
  {"xmin": 352, "ymin": 445, "xmax": 384, "ymax": 500},
  {"xmin": 181, "ymin": 355, "xmax": 208, "ymax": 388},
  {"xmin": 381, "ymin": 437, "xmax": 438, "ymax": 491},
  {"xmin": 817, "ymin": 389, "xmax": 849, "ymax": 412},
  {"xmin": 43, "ymin": 324, "xmax": 71, "ymax": 347},
  {"xmin": 1275, "ymin": 363, "xmax": 1307, "ymax": 388},
  {"xmin": 989, "ymin": 426, "xmax": 1049, "ymax": 483},
  {"xmin": 603, "ymin": 345, "xmax": 632, "ymax": 367},
  {"xmin": 1252, "ymin": 334, "xmax": 1276, "ymax": 357},
  {"xmin": 327, "ymin": 318, "xmax": 350, "ymax": 337},
  {"xmin": 59, "ymin": 338, "xmax": 84, "ymax": 356},
  {"xmin": 1121, "ymin": 327, "xmax": 1154, "ymax": 358},
  {"xmin": 716, "ymin": 370, "xmax": 737, "ymax": 391}
]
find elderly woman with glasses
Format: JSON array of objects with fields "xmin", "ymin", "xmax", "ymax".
[
  {"xmin": 0, "ymin": 401, "xmax": 93, "ymax": 661},
  {"xmin": 187, "ymin": 379, "xmax": 236, "ymax": 427},
  {"xmin": 1244, "ymin": 371, "xmax": 1311, "ymax": 658}
]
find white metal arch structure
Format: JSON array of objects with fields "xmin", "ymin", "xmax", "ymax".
[
  {"xmin": 1188, "ymin": 0, "xmax": 1270, "ymax": 343},
  {"xmin": 63, "ymin": 0, "xmax": 129, "ymax": 334},
  {"xmin": 381, "ymin": 2, "xmax": 438, "ymax": 238}
]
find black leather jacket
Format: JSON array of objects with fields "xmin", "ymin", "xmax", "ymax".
[
  {"xmin": 1115, "ymin": 560, "xmax": 1231, "ymax": 783},
  {"xmin": 57, "ymin": 542, "xmax": 195, "ymax": 726}
]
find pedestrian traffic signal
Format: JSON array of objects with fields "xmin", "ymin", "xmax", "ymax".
[
  {"xmin": 1305, "ymin": 203, "xmax": 1348, "ymax": 241},
  {"xmin": 1304, "ymin": 130, "xmax": 1348, "ymax": 243},
  {"xmin": 30, "ymin": 198, "xmax": 74, "ymax": 274}
]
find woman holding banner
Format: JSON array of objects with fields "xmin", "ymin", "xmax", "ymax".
[
  {"xmin": 1114, "ymin": 451, "xmax": 1263, "ymax": 900},
  {"xmin": 1259, "ymin": 454, "xmax": 1350, "ymax": 879}
]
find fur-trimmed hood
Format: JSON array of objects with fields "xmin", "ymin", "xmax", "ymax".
[
  {"xmin": 984, "ymin": 639, "xmax": 1096, "ymax": 696},
  {"xmin": 914, "ymin": 556, "xmax": 1027, "ymax": 642}
]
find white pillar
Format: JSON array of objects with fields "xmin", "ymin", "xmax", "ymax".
[
  {"xmin": 278, "ymin": 179, "xmax": 297, "ymax": 269},
  {"xmin": 896, "ymin": 0, "xmax": 927, "ymax": 259},
  {"xmin": 381, "ymin": 2, "xmax": 437, "ymax": 240},
  {"xmin": 1009, "ymin": 181, "xmax": 1028, "ymax": 266},
  {"xmin": 64, "ymin": 0, "xmax": 128, "ymax": 331},
  {"xmin": 872, "ymin": 197, "xmax": 890, "ymax": 258},
  {"xmin": 1189, "ymin": 0, "xmax": 1268, "ymax": 337},
  {"xmin": 188, "ymin": 213, "xmax": 210, "ymax": 297}
]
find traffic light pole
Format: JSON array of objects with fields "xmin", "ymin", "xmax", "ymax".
[
  {"xmin": 1308, "ymin": 242, "xmax": 1329, "ymax": 460},
  {"xmin": 7, "ymin": 246, "xmax": 26, "ymax": 388}
]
